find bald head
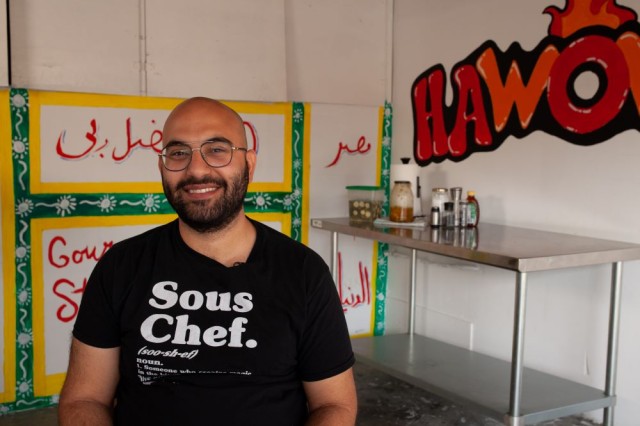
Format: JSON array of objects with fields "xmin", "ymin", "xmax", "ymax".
[{"xmin": 163, "ymin": 97, "xmax": 247, "ymax": 148}]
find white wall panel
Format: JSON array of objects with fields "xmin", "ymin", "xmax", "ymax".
[
  {"xmin": 145, "ymin": 0, "xmax": 287, "ymax": 101},
  {"xmin": 9, "ymin": 0, "xmax": 141, "ymax": 94},
  {"xmin": 7, "ymin": 0, "xmax": 389, "ymax": 105},
  {"xmin": 284, "ymin": 0, "xmax": 388, "ymax": 105}
]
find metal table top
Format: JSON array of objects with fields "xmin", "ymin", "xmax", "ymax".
[{"xmin": 310, "ymin": 218, "xmax": 640, "ymax": 272}]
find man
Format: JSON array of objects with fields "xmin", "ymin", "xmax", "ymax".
[{"xmin": 58, "ymin": 97, "xmax": 357, "ymax": 425}]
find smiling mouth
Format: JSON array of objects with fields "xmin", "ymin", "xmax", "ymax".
[{"xmin": 187, "ymin": 187, "xmax": 217, "ymax": 194}]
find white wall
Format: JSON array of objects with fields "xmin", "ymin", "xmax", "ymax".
[
  {"xmin": 391, "ymin": 1, "xmax": 640, "ymax": 425},
  {"xmin": 7, "ymin": 0, "xmax": 388, "ymax": 105},
  {"xmin": 284, "ymin": 0, "xmax": 389, "ymax": 105}
]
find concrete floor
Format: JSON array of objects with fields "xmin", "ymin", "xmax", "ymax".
[{"xmin": 0, "ymin": 362, "xmax": 599, "ymax": 425}]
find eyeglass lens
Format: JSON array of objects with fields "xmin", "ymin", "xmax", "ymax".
[{"xmin": 162, "ymin": 141, "xmax": 239, "ymax": 171}]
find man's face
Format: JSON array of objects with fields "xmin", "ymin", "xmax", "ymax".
[{"xmin": 159, "ymin": 100, "xmax": 256, "ymax": 233}]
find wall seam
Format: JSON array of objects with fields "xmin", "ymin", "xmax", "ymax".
[{"xmin": 138, "ymin": 0, "xmax": 148, "ymax": 96}]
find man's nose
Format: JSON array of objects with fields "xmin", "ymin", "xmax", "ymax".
[{"xmin": 186, "ymin": 148, "xmax": 211, "ymax": 172}]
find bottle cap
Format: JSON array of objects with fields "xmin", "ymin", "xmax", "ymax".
[{"xmin": 467, "ymin": 190, "xmax": 475, "ymax": 196}]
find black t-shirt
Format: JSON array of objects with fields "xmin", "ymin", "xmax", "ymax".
[{"xmin": 73, "ymin": 218, "xmax": 355, "ymax": 425}]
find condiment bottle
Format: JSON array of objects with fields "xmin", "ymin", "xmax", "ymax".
[
  {"xmin": 431, "ymin": 188, "xmax": 450, "ymax": 215},
  {"xmin": 443, "ymin": 202, "xmax": 455, "ymax": 228},
  {"xmin": 430, "ymin": 207, "xmax": 441, "ymax": 227},
  {"xmin": 450, "ymin": 187, "xmax": 462, "ymax": 227},
  {"xmin": 459, "ymin": 201, "xmax": 468, "ymax": 227},
  {"xmin": 466, "ymin": 191, "xmax": 479, "ymax": 227},
  {"xmin": 390, "ymin": 181, "xmax": 414, "ymax": 223}
]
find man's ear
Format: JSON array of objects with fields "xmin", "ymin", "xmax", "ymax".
[{"xmin": 246, "ymin": 149, "xmax": 257, "ymax": 182}]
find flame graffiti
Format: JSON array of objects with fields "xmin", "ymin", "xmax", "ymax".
[{"xmin": 544, "ymin": 0, "xmax": 637, "ymax": 38}]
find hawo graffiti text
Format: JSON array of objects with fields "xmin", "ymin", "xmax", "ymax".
[{"xmin": 412, "ymin": 0, "xmax": 640, "ymax": 166}]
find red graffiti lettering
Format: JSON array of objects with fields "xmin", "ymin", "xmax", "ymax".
[
  {"xmin": 547, "ymin": 34, "xmax": 629, "ymax": 134},
  {"xmin": 449, "ymin": 65, "xmax": 492, "ymax": 155},
  {"xmin": 411, "ymin": 3, "xmax": 640, "ymax": 166},
  {"xmin": 413, "ymin": 67, "xmax": 449, "ymax": 161},
  {"xmin": 413, "ymin": 64, "xmax": 491, "ymax": 161}
]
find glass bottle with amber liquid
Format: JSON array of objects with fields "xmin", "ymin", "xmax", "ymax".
[{"xmin": 389, "ymin": 181, "xmax": 414, "ymax": 223}]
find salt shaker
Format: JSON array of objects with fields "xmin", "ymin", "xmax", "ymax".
[
  {"xmin": 431, "ymin": 188, "xmax": 450, "ymax": 215},
  {"xmin": 443, "ymin": 202, "xmax": 455, "ymax": 228},
  {"xmin": 430, "ymin": 207, "xmax": 441, "ymax": 227}
]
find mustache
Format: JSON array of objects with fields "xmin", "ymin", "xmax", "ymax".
[{"xmin": 177, "ymin": 176, "xmax": 227, "ymax": 190}]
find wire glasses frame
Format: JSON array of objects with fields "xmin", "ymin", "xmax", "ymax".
[{"xmin": 159, "ymin": 140, "xmax": 248, "ymax": 171}]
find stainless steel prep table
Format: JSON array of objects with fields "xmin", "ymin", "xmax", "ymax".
[{"xmin": 310, "ymin": 217, "xmax": 640, "ymax": 426}]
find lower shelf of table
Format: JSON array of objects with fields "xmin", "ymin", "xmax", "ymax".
[{"xmin": 351, "ymin": 334, "xmax": 613, "ymax": 425}]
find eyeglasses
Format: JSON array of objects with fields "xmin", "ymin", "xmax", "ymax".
[{"xmin": 159, "ymin": 140, "xmax": 248, "ymax": 171}]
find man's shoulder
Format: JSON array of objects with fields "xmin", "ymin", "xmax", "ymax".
[
  {"xmin": 252, "ymin": 219, "xmax": 311, "ymax": 253},
  {"xmin": 105, "ymin": 219, "xmax": 176, "ymax": 259},
  {"xmin": 251, "ymin": 218, "xmax": 326, "ymax": 267}
]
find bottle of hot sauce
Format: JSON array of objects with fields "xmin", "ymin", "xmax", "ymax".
[{"xmin": 466, "ymin": 191, "xmax": 479, "ymax": 227}]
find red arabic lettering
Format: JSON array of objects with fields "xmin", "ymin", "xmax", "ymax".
[
  {"xmin": 326, "ymin": 136, "xmax": 371, "ymax": 167},
  {"xmin": 112, "ymin": 118, "xmax": 163, "ymax": 161},
  {"xmin": 56, "ymin": 119, "xmax": 102, "ymax": 159},
  {"xmin": 53, "ymin": 277, "xmax": 87, "ymax": 323},
  {"xmin": 56, "ymin": 117, "xmax": 163, "ymax": 161},
  {"xmin": 336, "ymin": 252, "xmax": 371, "ymax": 311},
  {"xmin": 48, "ymin": 235, "xmax": 113, "ymax": 269}
]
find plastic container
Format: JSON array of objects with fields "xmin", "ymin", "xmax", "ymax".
[
  {"xmin": 466, "ymin": 191, "xmax": 479, "ymax": 227},
  {"xmin": 346, "ymin": 185, "xmax": 384, "ymax": 224}
]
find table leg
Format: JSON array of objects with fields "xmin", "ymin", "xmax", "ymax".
[
  {"xmin": 505, "ymin": 271, "xmax": 528, "ymax": 426},
  {"xmin": 603, "ymin": 261, "xmax": 622, "ymax": 426},
  {"xmin": 408, "ymin": 249, "xmax": 417, "ymax": 336},
  {"xmin": 330, "ymin": 231, "xmax": 338, "ymax": 282}
]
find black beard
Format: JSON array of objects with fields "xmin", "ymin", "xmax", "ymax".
[{"xmin": 162, "ymin": 165, "xmax": 249, "ymax": 233}]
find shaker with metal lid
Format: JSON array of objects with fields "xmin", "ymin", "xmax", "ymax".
[
  {"xmin": 430, "ymin": 206, "xmax": 441, "ymax": 227},
  {"xmin": 443, "ymin": 202, "xmax": 455, "ymax": 228},
  {"xmin": 431, "ymin": 188, "xmax": 450, "ymax": 216},
  {"xmin": 450, "ymin": 187, "xmax": 462, "ymax": 227}
]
